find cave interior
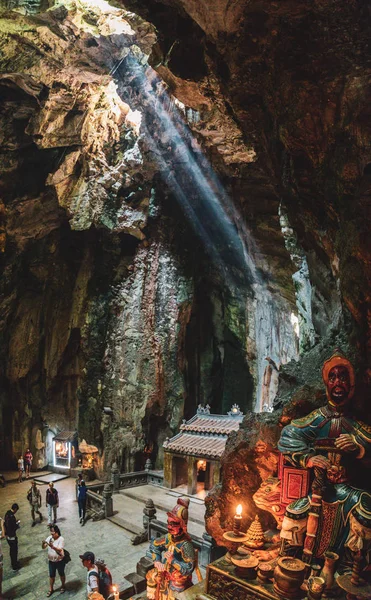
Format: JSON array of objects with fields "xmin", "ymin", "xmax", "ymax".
[{"xmin": 0, "ymin": 0, "xmax": 371, "ymax": 526}]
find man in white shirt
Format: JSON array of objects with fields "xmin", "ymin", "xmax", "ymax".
[
  {"xmin": 80, "ymin": 551, "xmax": 99, "ymax": 597},
  {"xmin": 42, "ymin": 525, "xmax": 66, "ymax": 596}
]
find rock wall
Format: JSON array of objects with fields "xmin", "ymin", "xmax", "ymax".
[{"xmin": 2, "ymin": 0, "xmax": 370, "ymax": 477}]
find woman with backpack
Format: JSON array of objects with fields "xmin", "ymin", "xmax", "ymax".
[{"xmin": 42, "ymin": 525, "xmax": 66, "ymax": 596}]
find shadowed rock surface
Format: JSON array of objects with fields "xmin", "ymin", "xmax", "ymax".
[{"xmin": 0, "ymin": 0, "xmax": 371, "ymax": 490}]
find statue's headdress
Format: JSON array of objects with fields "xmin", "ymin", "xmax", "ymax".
[{"xmin": 322, "ymin": 349, "xmax": 355, "ymax": 400}]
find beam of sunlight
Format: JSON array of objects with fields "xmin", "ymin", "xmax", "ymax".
[
  {"xmin": 115, "ymin": 55, "xmax": 257, "ymax": 288},
  {"xmin": 110, "ymin": 52, "xmax": 299, "ymax": 410}
]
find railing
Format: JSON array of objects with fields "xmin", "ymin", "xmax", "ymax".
[
  {"xmin": 86, "ymin": 483, "xmax": 113, "ymax": 519},
  {"xmin": 78, "ymin": 468, "xmax": 165, "ymax": 521},
  {"xmin": 113, "ymin": 470, "xmax": 164, "ymax": 492}
]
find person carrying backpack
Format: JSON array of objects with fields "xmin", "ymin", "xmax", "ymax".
[
  {"xmin": 80, "ymin": 551, "xmax": 99, "ymax": 597},
  {"xmin": 42, "ymin": 525, "xmax": 66, "ymax": 596},
  {"xmin": 27, "ymin": 480, "xmax": 43, "ymax": 527},
  {"xmin": 95, "ymin": 558, "xmax": 113, "ymax": 599}
]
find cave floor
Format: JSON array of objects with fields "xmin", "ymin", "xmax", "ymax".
[{"xmin": 0, "ymin": 476, "xmax": 148, "ymax": 599}]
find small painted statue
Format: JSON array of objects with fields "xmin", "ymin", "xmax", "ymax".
[
  {"xmin": 278, "ymin": 350, "xmax": 371, "ymax": 568},
  {"xmin": 146, "ymin": 497, "xmax": 195, "ymax": 599}
]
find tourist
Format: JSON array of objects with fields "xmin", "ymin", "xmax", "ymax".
[
  {"xmin": 24, "ymin": 448, "xmax": 33, "ymax": 479},
  {"xmin": 77, "ymin": 480, "xmax": 87, "ymax": 525},
  {"xmin": 95, "ymin": 557, "xmax": 113, "ymax": 598},
  {"xmin": 17, "ymin": 455, "xmax": 24, "ymax": 483},
  {"xmin": 76, "ymin": 473, "xmax": 84, "ymax": 487},
  {"xmin": 42, "ymin": 525, "xmax": 66, "ymax": 596},
  {"xmin": 3, "ymin": 503, "xmax": 20, "ymax": 571},
  {"xmin": 80, "ymin": 551, "xmax": 99, "ymax": 596},
  {"xmin": 46, "ymin": 482, "xmax": 59, "ymax": 526},
  {"xmin": 27, "ymin": 480, "xmax": 43, "ymax": 527}
]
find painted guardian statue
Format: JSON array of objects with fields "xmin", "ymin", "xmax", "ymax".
[
  {"xmin": 278, "ymin": 350, "xmax": 371, "ymax": 570},
  {"xmin": 146, "ymin": 497, "xmax": 195, "ymax": 599}
]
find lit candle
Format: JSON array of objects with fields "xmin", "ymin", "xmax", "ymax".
[
  {"xmin": 112, "ymin": 585, "xmax": 119, "ymax": 600},
  {"xmin": 233, "ymin": 504, "xmax": 243, "ymax": 536}
]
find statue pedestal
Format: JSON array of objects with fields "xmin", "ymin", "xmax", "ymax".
[{"xmin": 176, "ymin": 557, "xmax": 349, "ymax": 600}]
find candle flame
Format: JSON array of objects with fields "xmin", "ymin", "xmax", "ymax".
[
  {"xmin": 112, "ymin": 586, "xmax": 117, "ymax": 592},
  {"xmin": 236, "ymin": 504, "xmax": 242, "ymax": 516}
]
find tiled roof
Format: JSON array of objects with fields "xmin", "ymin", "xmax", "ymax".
[
  {"xmin": 53, "ymin": 430, "xmax": 77, "ymax": 442},
  {"xmin": 164, "ymin": 432, "xmax": 227, "ymax": 459},
  {"xmin": 163, "ymin": 410, "xmax": 243, "ymax": 459},
  {"xmin": 180, "ymin": 414, "xmax": 243, "ymax": 435}
]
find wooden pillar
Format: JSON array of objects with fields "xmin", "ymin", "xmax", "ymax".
[
  {"xmin": 187, "ymin": 456, "xmax": 197, "ymax": 495},
  {"xmin": 163, "ymin": 451, "xmax": 174, "ymax": 489},
  {"xmin": 204, "ymin": 461, "xmax": 211, "ymax": 490}
]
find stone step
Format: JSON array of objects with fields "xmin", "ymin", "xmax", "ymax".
[
  {"xmin": 119, "ymin": 485, "xmax": 205, "ymax": 527},
  {"xmin": 107, "ymin": 514, "xmax": 143, "ymax": 535}
]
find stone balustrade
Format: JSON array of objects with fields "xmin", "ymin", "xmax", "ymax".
[
  {"xmin": 111, "ymin": 465, "xmax": 164, "ymax": 493},
  {"xmin": 86, "ymin": 482, "xmax": 113, "ymax": 520}
]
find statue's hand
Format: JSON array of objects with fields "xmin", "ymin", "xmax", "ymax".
[
  {"xmin": 154, "ymin": 561, "xmax": 166, "ymax": 572},
  {"xmin": 306, "ymin": 455, "xmax": 331, "ymax": 469},
  {"xmin": 253, "ymin": 548, "xmax": 279, "ymax": 561},
  {"xmin": 163, "ymin": 551, "xmax": 173, "ymax": 561},
  {"xmin": 335, "ymin": 434, "xmax": 358, "ymax": 453}
]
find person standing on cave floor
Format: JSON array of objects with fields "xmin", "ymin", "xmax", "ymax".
[
  {"xmin": 77, "ymin": 480, "xmax": 87, "ymax": 525},
  {"xmin": 277, "ymin": 350, "xmax": 371, "ymax": 566},
  {"xmin": 42, "ymin": 525, "xmax": 66, "ymax": 596},
  {"xmin": 46, "ymin": 482, "xmax": 59, "ymax": 526},
  {"xmin": 3, "ymin": 503, "xmax": 20, "ymax": 571},
  {"xmin": 27, "ymin": 480, "xmax": 43, "ymax": 527},
  {"xmin": 17, "ymin": 455, "xmax": 24, "ymax": 483},
  {"xmin": 24, "ymin": 448, "xmax": 32, "ymax": 479}
]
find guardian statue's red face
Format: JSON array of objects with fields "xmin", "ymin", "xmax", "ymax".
[
  {"xmin": 327, "ymin": 365, "xmax": 350, "ymax": 406},
  {"xmin": 167, "ymin": 516, "xmax": 183, "ymax": 539}
]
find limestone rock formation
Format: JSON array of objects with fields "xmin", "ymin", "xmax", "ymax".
[{"xmin": 1, "ymin": 0, "xmax": 371, "ymax": 479}]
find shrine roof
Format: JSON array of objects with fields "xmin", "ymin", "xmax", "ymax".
[
  {"xmin": 163, "ymin": 432, "xmax": 228, "ymax": 459},
  {"xmin": 180, "ymin": 413, "xmax": 243, "ymax": 435},
  {"xmin": 163, "ymin": 405, "xmax": 244, "ymax": 459},
  {"xmin": 53, "ymin": 430, "xmax": 77, "ymax": 442}
]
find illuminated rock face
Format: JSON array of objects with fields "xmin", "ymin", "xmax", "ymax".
[{"xmin": 0, "ymin": 0, "xmax": 370, "ymax": 475}]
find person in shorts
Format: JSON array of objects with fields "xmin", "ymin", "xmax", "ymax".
[
  {"xmin": 24, "ymin": 449, "xmax": 33, "ymax": 478},
  {"xmin": 17, "ymin": 456, "xmax": 24, "ymax": 483},
  {"xmin": 42, "ymin": 525, "xmax": 66, "ymax": 596}
]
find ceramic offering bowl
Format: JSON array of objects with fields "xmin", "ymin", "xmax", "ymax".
[
  {"xmin": 231, "ymin": 555, "xmax": 259, "ymax": 580},
  {"xmin": 258, "ymin": 561, "xmax": 275, "ymax": 582}
]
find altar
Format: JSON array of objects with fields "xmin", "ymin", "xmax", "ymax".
[{"xmin": 176, "ymin": 557, "xmax": 349, "ymax": 600}]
